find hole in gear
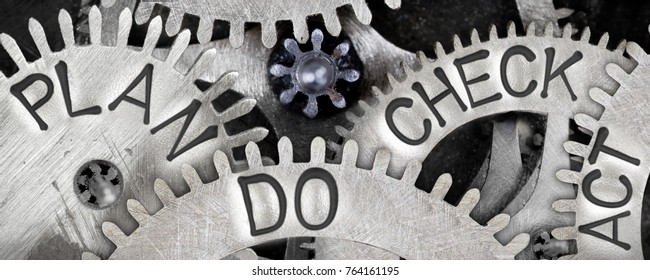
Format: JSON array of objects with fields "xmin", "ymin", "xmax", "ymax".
[{"xmin": 73, "ymin": 160, "xmax": 124, "ymax": 210}]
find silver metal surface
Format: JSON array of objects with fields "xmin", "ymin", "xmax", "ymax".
[
  {"xmin": 129, "ymin": 0, "xmax": 401, "ymax": 47},
  {"xmin": 0, "ymin": 7, "xmax": 267, "ymax": 259},
  {"xmin": 335, "ymin": 23, "xmax": 635, "ymax": 258},
  {"xmin": 104, "ymin": 138, "xmax": 528, "ymax": 259},
  {"xmin": 554, "ymin": 38, "xmax": 650, "ymax": 259}
]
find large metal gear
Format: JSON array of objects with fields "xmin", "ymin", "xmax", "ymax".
[
  {"xmin": 100, "ymin": 137, "xmax": 527, "ymax": 259},
  {"xmin": 554, "ymin": 35, "xmax": 650, "ymax": 259},
  {"xmin": 334, "ymin": 23, "xmax": 635, "ymax": 258},
  {"xmin": 0, "ymin": 7, "xmax": 267, "ymax": 259},
  {"xmin": 127, "ymin": 0, "xmax": 401, "ymax": 47}
]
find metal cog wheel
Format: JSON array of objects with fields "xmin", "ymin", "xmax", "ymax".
[
  {"xmin": 334, "ymin": 22, "xmax": 634, "ymax": 258},
  {"xmin": 171, "ymin": 12, "xmax": 415, "ymax": 161},
  {"xmin": 99, "ymin": 137, "xmax": 528, "ymax": 260},
  {"xmin": 554, "ymin": 33, "xmax": 650, "ymax": 259},
  {"xmin": 0, "ymin": 7, "xmax": 267, "ymax": 259},
  {"xmin": 270, "ymin": 28, "xmax": 360, "ymax": 118},
  {"xmin": 126, "ymin": 0, "xmax": 401, "ymax": 47}
]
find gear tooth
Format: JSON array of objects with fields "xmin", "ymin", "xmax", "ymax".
[
  {"xmin": 335, "ymin": 125, "xmax": 351, "ymax": 138},
  {"xmin": 322, "ymin": 12, "xmax": 342, "ymax": 36},
  {"xmin": 229, "ymin": 21, "xmax": 245, "ymax": 48},
  {"xmin": 525, "ymin": 21, "xmax": 537, "ymax": 36},
  {"xmin": 226, "ymin": 127, "xmax": 269, "ymax": 152},
  {"xmin": 556, "ymin": 169, "xmax": 583, "ymax": 185},
  {"xmin": 598, "ymin": 32, "xmax": 610, "ymax": 48},
  {"xmin": 188, "ymin": 48, "xmax": 217, "ymax": 80},
  {"xmin": 499, "ymin": 233, "xmax": 529, "ymax": 259},
  {"xmin": 126, "ymin": 199, "xmax": 149, "ymax": 223},
  {"xmin": 452, "ymin": 34, "xmax": 463, "ymax": 50},
  {"xmin": 269, "ymin": 64, "xmax": 291, "ymax": 77},
  {"xmin": 469, "ymin": 28, "xmax": 480, "ymax": 44},
  {"xmin": 552, "ymin": 199, "xmax": 577, "ymax": 213},
  {"xmin": 563, "ymin": 141, "xmax": 590, "ymax": 158},
  {"xmin": 116, "ymin": 8, "xmax": 133, "ymax": 47},
  {"xmin": 551, "ymin": 226, "xmax": 578, "ymax": 240},
  {"xmin": 0, "ymin": 34, "xmax": 27, "ymax": 69},
  {"xmin": 416, "ymin": 51, "xmax": 428, "ymax": 64},
  {"xmin": 213, "ymin": 150, "xmax": 232, "ymax": 176},
  {"xmin": 372, "ymin": 149, "xmax": 391, "ymax": 175},
  {"xmin": 588, "ymin": 87, "xmax": 612, "ymax": 109},
  {"xmin": 486, "ymin": 213, "xmax": 511, "ymax": 232},
  {"xmin": 58, "ymin": 9, "xmax": 75, "ymax": 48},
  {"xmin": 615, "ymin": 40, "xmax": 627, "ymax": 53},
  {"xmin": 279, "ymin": 87, "xmax": 298, "ymax": 104},
  {"xmin": 134, "ymin": 2, "xmax": 154, "ymax": 24},
  {"xmin": 401, "ymin": 160, "xmax": 421, "ymax": 185},
  {"xmin": 562, "ymin": 23, "xmax": 573, "ymax": 38},
  {"xmin": 310, "ymin": 137, "xmax": 327, "ymax": 164},
  {"xmin": 574, "ymin": 113, "xmax": 598, "ymax": 132},
  {"xmin": 262, "ymin": 22, "xmax": 278, "ymax": 48},
  {"xmin": 326, "ymin": 140, "xmax": 342, "ymax": 154},
  {"xmin": 28, "ymin": 18, "xmax": 51, "ymax": 56},
  {"xmin": 217, "ymin": 98, "xmax": 257, "ymax": 124},
  {"xmin": 351, "ymin": 1, "xmax": 372, "ymax": 25},
  {"xmin": 341, "ymin": 140, "xmax": 359, "ymax": 167},
  {"xmin": 626, "ymin": 42, "xmax": 647, "ymax": 61},
  {"xmin": 543, "ymin": 22, "xmax": 554, "ymax": 37},
  {"xmin": 284, "ymin": 38, "xmax": 302, "ymax": 56},
  {"xmin": 457, "ymin": 189, "xmax": 480, "ymax": 214},
  {"xmin": 385, "ymin": 0, "xmax": 401, "ymax": 9},
  {"xmin": 292, "ymin": 18, "xmax": 309, "ymax": 44},
  {"xmin": 580, "ymin": 26, "xmax": 591, "ymax": 42},
  {"xmin": 371, "ymin": 86, "xmax": 383, "ymax": 97},
  {"xmin": 605, "ymin": 63, "xmax": 629, "ymax": 84},
  {"xmin": 506, "ymin": 21, "xmax": 516, "ymax": 37},
  {"xmin": 430, "ymin": 173, "xmax": 453, "ymax": 201},
  {"xmin": 311, "ymin": 29, "xmax": 324, "ymax": 51},
  {"xmin": 181, "ymin": 164, "xmax": 203, "ymax": 189},
  {"xmin": 277, "ymin": 137, "xmax": 294, "ymax": 165},
  {"xmin": 357, "ymin": 99, "xmax": 372, "ymax": 113},
  {"xmin": 166, "ymin": 29, "xmax": 191, "ymax": 65},
  {"xmin": 245, "ymin": 141, "xmax": 264, "ymax": 167},
  {"xmin": 154, "ymin": 179, "xmax": 176, "ymax": 206},
  {"xmin": 88, "ymin": 6, "xmax": 102, "ymax": 45},
  {"xmin": 345, "ymin": 111, "xmax": 360, "ymax": 123},
  {"xmin": 81, "ymin": 252, "xmax": 101, "ymax": 260},
  {"xmin": 489, "ymin": 25, "xmax": 498, "ymax": 40},
  {"xmin": 165, "ymin": 8, "xmax": 184, "ymax": 37},
  {"xmin": 102, "ymin": 222, "xmax": 127, "ymax": 246},
  {"xmin": 433, "ymin": 41, "xmax": 445, "ymax": 56},
  {"xmin": 142, "ymin": 16, "xmax": 163, "ymax": 55},
  {"xmin": 197, "ymin": 18, "xmax": 214, "ymax": 44},
  {"xmin": 386, "ymin": 73, "xmax": 399, "ymax": 88}
]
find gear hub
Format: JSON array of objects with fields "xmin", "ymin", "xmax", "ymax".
[{"xmin": 270, "ymin": 29, "xmax": 361, "ymax": 118}]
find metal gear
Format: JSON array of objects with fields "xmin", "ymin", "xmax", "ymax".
[
  {"xmin": 554, "ymin": 35, "xmax": 650, "ymax": 259},
  {"xmin": 270, "ymin": 28, "xmax": 360, "ymax": 118},
  {"xmin": 101, "ymin": 137, "xmax": 527, "ymax": 259},
  {"xmin": 172, "ymin": 13, "xmax": 415, "ymax": 161},
  {"xmin": 127, "ymin": 0, "xmax": 401, "ymax": 47},
  {"xmin": 0, "ymin": 7, "xmax": 267, "ymax": 259},
  {"xmin": 334, "ymin": 22, "xmax": 634, "ymax": 258}
]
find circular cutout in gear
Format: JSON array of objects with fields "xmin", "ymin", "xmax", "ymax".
[{"xmin": 74, "ymin": 160, "xmax": 124, "ymax": 210}]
